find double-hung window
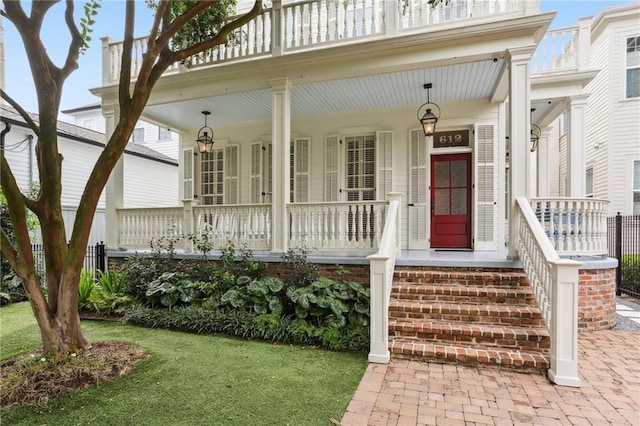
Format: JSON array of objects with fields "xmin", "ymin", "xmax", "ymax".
[
  {"xmin": 345, "ymin": 135, "xmax": 376, "ymax": 201},
  {"xmin": 626, "ymin": 36, "xmax": 640, "ymax": 98},
  {"xmin": 200, "ymin": 145, "xmax": 239, "ymax": 205},
  {"xmin": 586, "ymin": 166, "xmax": 594, "ymax": 198}
]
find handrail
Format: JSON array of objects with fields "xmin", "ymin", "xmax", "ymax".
[
  {"xmin": 515, "ymin": 197, "xmax": 582, "ymax": 387},
  {"xmin": 367, "ymin": 192, "xmax": 402, "ymax": 364}
]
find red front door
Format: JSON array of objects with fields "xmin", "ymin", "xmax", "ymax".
[{"xmin": 430, "ymin": 153, "xmax": 472, "ymax": 248}]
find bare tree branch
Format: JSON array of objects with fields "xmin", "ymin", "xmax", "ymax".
[
  {"xmin": 152, "ymin": 0, "xmax": 218, "ymax": 52},
  {"xmin": 147, "ymin": 0, "xmax": 170, "ymax": 44},
  {"xmin": 60, "ymin": 0, "xmax": 84, "ymax": 79},
  {"xmin": 119, "ymin": 0, "xmax": 136, "ymax": 105},
  {"xmin": 1, "ymin": 90, "xmax": 41, "ymax": 137}
]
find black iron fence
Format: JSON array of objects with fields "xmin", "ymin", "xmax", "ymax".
[
  {"xmin": 32, "ymin": 242, "xmax": 106, "ymax": 284},
  {"xmin": 607, "ymin": 214, "xmax": 640, "ymax": 298}
]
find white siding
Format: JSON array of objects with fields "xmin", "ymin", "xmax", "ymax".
[{"xmin": 123, "ymin": 155, "xmax": 179, "ymax": 207}]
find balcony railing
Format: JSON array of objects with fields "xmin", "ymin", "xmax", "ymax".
[
  {"xmin": 530, "ymin": 198, "xmax": 609, "ymax": 256},
  {"xmin": 102, "ymin": 0, "xmax": 535, "ymax": 84},
  {"xmin": 531, "ymin": 18, "xmax": 590, "ymax": 74}
]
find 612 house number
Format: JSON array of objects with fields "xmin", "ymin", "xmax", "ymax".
[{"xmin": 433, "ymin": 130, "xmax": 469, "ymax": 148}]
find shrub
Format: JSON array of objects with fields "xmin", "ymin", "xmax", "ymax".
[
  {"xmin": 621, "ymin": 254, "xmax": 640, "ymax": 295},
  {"xmin": 282, "ymin": 246, "xmax": 317, "ymax": 290},
  {"xmin": 145, "ymin": 272, "xmax": 203, "ymax": 308},
  {"xmin": 89, "ymin": 269, "xmax": 133, "ymax": 316},
  {"xmin": 121, "ymin": 255, "xmax": 161, "ymax": 301},
  {"xmin": 0, "ymin": 273, "xmax": 27, "ymax": 306}
]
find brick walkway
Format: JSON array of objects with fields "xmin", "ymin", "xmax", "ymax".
[{"xmin": 341, "ymin": 330, "xmax": 640, "ymax": 425}]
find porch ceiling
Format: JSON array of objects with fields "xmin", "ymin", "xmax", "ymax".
[{"xmin": 142, "ymin": 60, "xmax": 514, "ymax": 132}]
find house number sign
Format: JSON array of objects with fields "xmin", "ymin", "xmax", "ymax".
[{"xmin": 433, "ymin": 130, "xmax": 470, "ymax": 148}]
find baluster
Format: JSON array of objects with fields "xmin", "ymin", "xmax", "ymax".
[{"xmin": 316, "ymin": 0, "xmax": 322, "ymax": 43}]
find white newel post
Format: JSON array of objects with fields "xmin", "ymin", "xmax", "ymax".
[
  {"xmin": 566, "ymin": 94, "xmax": 589, "ymax": 197},
  {"xmin": 183, "ymin": 200, "xmax": 194, "ymax": 253},
  {"xmin": 507, "ymin": 47, "xmax": 533, "ymax": 259},
  {"xmin": 104, "ymin": 104, "xmax": 123, "ymax": 250},
  {"xmin": 269, "ymin": 77, "xmax": 291, "ymax": 253},
  {"xmin": 100, "ymin": 37, "xmax": 114, "ymax": 85},
  {"xmin": 271, "ymin": 0, "xmax": 283, "ymax": 56},
  {"xmin": 577, "ymin": 17, "xmax": 591, "ymax": 72},
  {"xmin": 548, "ymin": 258, "xmax": 583, "ymax": 387},
  {"xmin": 390, "ymin": 192, "xmax": 402, "ymax": 258},
  {"xmin": 368, "ymin": 256, "xmax": 390, "ymax": 363},
  {"xmin": 385, "ymin": 0, "xmax": 398, "ymax": 37}
]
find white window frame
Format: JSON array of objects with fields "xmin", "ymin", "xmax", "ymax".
[
  {"xmin": 586, "ymin": 165, "xmax": 594, "ymax": 198},
  {"xmin": 158, "ymin": 127, "xmax": 172, "ymax": 140},
  {"xmin": 132, "ymin": 127, "xmax": 144, "ymax": 143},
  {"xmin": 626, "ymin": 36, "xmax": 640, "ymax": 99},
  {"xmin": 344, "ymin": 134, "xmax": 376, "ymax": 201}
]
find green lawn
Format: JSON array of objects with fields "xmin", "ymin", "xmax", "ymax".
[{"xmin": 1, "ymin": 302, "xmax": 367, "ymax": 425}]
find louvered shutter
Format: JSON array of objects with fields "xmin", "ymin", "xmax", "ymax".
[
  {"xmin": 293, "ymin": 138, "xmax": 310, "ymax": 202},
  {"xmin": 376, "ymin": 131, "xmax": 393, "ymax": 199},
  {"xmin": 182, "ymin": 147, "xmax": 194, "ymax": 201},
  {"xmin": 475, "ymin": 124, "xmax": 498, "ymax": 250},
  {"xmin": 408, "ymin": 129, "xmax": 428, "ymax": 249},
  {"xmin": 325, "ymin": 135, "xmax": 340, "ymax": 201},
  {"xmin": 224, "ymin": 145, "xmax": 239, "ymax": 204},
  {"xmin": 250, "ymin": 142, "xmax": 263, "ymax": 203},
  {"xmin": 263, "ymin": 142, "xmax": 272, "ymax": 204}
]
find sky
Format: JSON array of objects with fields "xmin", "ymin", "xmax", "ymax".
[{"xmin": 1, "ymin": 0, "xmax": 635, "ymax": 117}]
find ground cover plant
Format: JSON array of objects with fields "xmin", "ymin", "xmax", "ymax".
[{"xmin": 1, "ymin": 302, "xmax": 367, "ymax": 425}]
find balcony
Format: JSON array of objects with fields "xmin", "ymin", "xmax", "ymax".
[{"xmin": 102, "ymin": 0, "xmax": 538, "ymax": 85}]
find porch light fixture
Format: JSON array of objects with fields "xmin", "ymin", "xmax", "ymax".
[
  {"xmin": 196, "ymin": 111, "xmax": 214, "ymax": 154},
  {"xmin": 417, "ymin": 83, "xmax": 441, "ymax": 137},
  {"xmin": 530, "ymin": 108, "xmax": 541, "ymax": 152}
]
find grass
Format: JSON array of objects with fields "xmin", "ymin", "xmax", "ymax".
[{"xmin": 1, "ymin": 302, "xmax": 368, "ymax": 425}]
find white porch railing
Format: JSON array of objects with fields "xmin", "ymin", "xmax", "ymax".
[
  {"xmin": 530, "ymin": 198, "xmax": 609, "ymax": 256},
  {"xmin": 118, "ymin": 207, "xmax": 184, "ymax": 248},
  {"xmin": 367, "ymin": 193, "xmax": 401, "ymax": 364},
  {"xmin": 515, "ymin": 197, "xmax": 582, "ymax": 387},
  {"xmin": 102, "ymin": 0, "xmax": 536, "ymax": 84},
  {"xmin": 194, "ymin": 204, "xmax": 271, "ymax": 250},
  {"xmin": 531, "ymin": 18, "xmax": 590, "ymax": 74},
  {"xmin": 288, "ymin": 200, "xmax": 388, "ymax": 250}
]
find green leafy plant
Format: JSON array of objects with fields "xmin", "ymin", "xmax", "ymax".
[
  {"xmin": 0, "ymin": 273, "xmax": 27, "ymax": 306},
  {"xmin": 77, "ymin": 269, "xmax": 96, "ymax": 310},
  {"xmin": 149, "ymin": 220, "xmax": 183, "ymax": 259},
  {"xmin": 145, "ymin": 272, "xmax": 204, "ymax": 308},
  {"xmin": 221, "ymin": 276, "xmax": 284, "ymax": 315},
  {"xmin": 96, "ymin": 269, "xmax": 127, "ymax": 295},
  {"xmin": 121, "ymin": 255, "xmax": 160, "ymax": 301}
]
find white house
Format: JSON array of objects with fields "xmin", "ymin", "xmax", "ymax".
[
  {"xmin": 62, "ymin": 103, "xmax": 181, "ymax": 161},
  {"xmin": 1, "ymin": 104, "xmax": 179, "ymax": 245},
  {"xmin": 91, "ymin": 0, "xmax": 622, "ymax": 386}
]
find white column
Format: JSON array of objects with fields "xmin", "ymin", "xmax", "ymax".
[
  {"xmin": 566, "ymin": 94, "xmax": 589, "ymax": 197},
  {"xmin": 577, "ymin": 17, "xmax": 591, "ymax": 72},
  {"xmin": 103, "ymin": 104, "xmax": 123, "ymax": 249},
  {"xmin": 269, "ymin": 77, "xmax": 291, "ymax": 253},
  {"xmin": 536, "ymin": 128, "xmax": 553, "ymax": 197},
  {"xmin": 507, "ymin": 47, "xmax": 533, "ymax": 259}
]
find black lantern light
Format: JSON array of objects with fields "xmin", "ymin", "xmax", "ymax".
[
  {"xmin": 417, "ymin": 83, "xmax": 441, "ymax": 137},
  {"xmin": 530, "ymin": 108, "xmax": 541, "ymax": 152},
  {"xmin": 196, "ymin": 111, "xmax": 214, "ymax": 154}
]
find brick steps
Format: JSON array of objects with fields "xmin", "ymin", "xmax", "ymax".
[{"xmin": 388, "ymin": 268, "xmax": 550, "ymax": 374}]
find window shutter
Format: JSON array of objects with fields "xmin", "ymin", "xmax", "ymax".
[
  {"xmin": 408, "ymin": 129, "xmax": 428, "ymax": 248},
  {"xmin": 324, "ymin": 135, "xmax": 340, "ymax": 201},
  {"xmin": 250, "ymin": 142, "xmax": 263, "ymax": 203},
  {"xmin": 376, "ymin": 131, "xmax": 393, "ymax": 199},
  {"xmin": 475, "ymin": 124, "xmax": 498, "ymax": 250},
  {"xmin": 294, "ymin": 138, "xmax": 310, "ymax": 202},
  {"xmin": 224, "ymin": 145, "xmax": 239, "ymax": 204},
  {"xmin": 182, "ymin": 147, "xmax": 194, "ymax": 201}
]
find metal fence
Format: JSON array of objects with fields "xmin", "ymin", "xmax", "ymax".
[
  {"xmin": 607, "ymin": 214, "xmax": 640, "ymax": 298},
  {"xmin": 32, "ymin": 242, "xmax": 106, "ymax": 284}
]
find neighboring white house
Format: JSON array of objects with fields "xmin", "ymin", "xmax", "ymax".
[
  {"xmin": 62, "ymin": 103, "xmax": 181, "ymax": 161},
  {"xmin": 1, "ymin": 104, "xmax": 179, "ymax": 245},
  {"xmin": 536, "ymin": 3, "xmax": 640, "ymax": 216}
]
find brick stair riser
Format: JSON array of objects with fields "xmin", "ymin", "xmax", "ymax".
[
  {"xmin": 389, "ymin": 312, "xmax": 545, "ymax": 328},
  {"xmin": 389, "ymin": 341, "xmax": 549, "ymax": 374},
  {"xmin": 389, "ymin": 331, "xmax": 550, "ymax": 353},
  {"xmin": 391, "ymin": 291, "xmax": 535, "ymax": 305}
]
